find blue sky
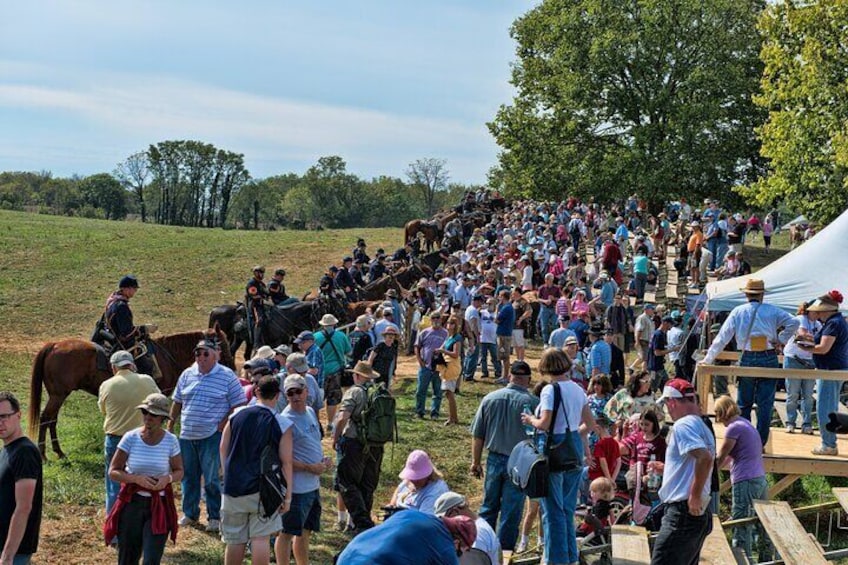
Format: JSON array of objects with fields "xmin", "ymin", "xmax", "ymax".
[{"xmin": 0, "ymin": 1, "xmax": 529, "ymax": 184}]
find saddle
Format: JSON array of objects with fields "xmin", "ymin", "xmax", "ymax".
[{"xmin": 93, "ymin": 343, "xmax": 112, "ymax": 374}]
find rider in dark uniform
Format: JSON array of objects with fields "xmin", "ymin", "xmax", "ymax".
[
  {"xmin": 334, "ymin": 257, "xmax": 358, "ymax": 302},
  {"xmin": 101, "ymin": 275, "xmax": 159, "ymax": 377},
  {"xmin": 246, "ymin": 265, "xmax": 269, "ymax": 347},
  {"xmin": 268, "ymin": 268, "xmax": 297, "ymax": 306},
  {"xmin": 351, "ymin": 258, "xmax": 367, "ymax": 288},
  {"xmin": 392, "ymin": 243, "xmax": 412, "ymax": 266},
  {"xmin": 320, "ymin": 266, "xmax": 338, "ymax": 296},
  {"xmin": 368, "ymin": 254, "xmax": 388, "ymax": 283},
  {"xmin": 353, "ymin": 239, "xmax": 370, "ymax": 265}
]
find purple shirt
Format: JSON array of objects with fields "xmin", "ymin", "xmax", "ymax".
[
  {"xmin": 416, "ymin": 327, "xmax": 448, "ymax": 366},
  {"xmin": 725, "ymin": 417, "xmax": 765, "ymax": 484}
]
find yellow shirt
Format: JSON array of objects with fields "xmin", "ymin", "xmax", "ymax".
[{"xmin": 98, "ymin": 369, "xmax": 160, "ymax": 435}]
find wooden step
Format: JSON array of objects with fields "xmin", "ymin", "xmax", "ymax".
[
  {"xmin": 699, "ymin": 515, "xmax": 740, "ymax": 565},
  {"xmin": 611, "ymin": 525, "xmax": 651, "ymax": 564},
  {"xmin": 753, "ymin": 500, "xmax": 828, "ymax": 565}
]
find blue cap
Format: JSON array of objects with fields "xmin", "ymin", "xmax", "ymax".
[
  {"xmin": 294, "ymin": 331, "xmax": 315, "ymax": 344},
  {"xmin": 119, "ymin": 275, "xmax": 139, "ymax": 289},
  {"xmin": 643, "ymin": 303, "xmax": 655, "ymax": 311}
]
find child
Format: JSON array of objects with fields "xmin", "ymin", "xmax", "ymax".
[
  {"xmin": 581, "ymin": 414, "xmax": 621, "ymax": 503},
  {"xmin": 577, "ymin": 477, "xmax": 615, "ymax": 539}
]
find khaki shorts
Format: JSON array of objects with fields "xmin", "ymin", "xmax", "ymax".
[
  {"xmin": 497, "ymin": 336, "xmax": 512, "ymax": 360},
  {"xmin": 221, "ymin": 492, "xmax": 281, "ymax": 544},
  {"xmin": 512, "ymin": 329, "xmax": 526, "ymax": 348}
]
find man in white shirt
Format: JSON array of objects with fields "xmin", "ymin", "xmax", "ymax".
[
  {"xmin": 479, "ymin": 299, "xmax": 501, "ymax": 380},
  {"xmin": 700, "ymin": 279, "xmax": 798, "ymax": 446},
  {"xmin": 463, "ymin": 295, "xmax": 483, "ymax": 382},
  {"xmin": 666, "ymin": 314, "xmax": 685, "ymax": 376}
]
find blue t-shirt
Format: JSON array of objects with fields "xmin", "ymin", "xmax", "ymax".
[
  {"xmin": 281, "ymin": 406, "xmax": 324, "ymax": 494},
  {"xmin": 496, "ymin": 303, "xmax": 515, "ymax": 336},
  {"xmin": 814, "ymin": 314, "xmax": 848, "ymax": 370},
  {"xmin": 587, "ymin": 340, "xmax": 611, "ymax": 375},
  {"xmin": 647, "ymin": 329, "xmax": 667, "ymax": 371},
  {"xmin": 336, "ymin": 510, "xmax": 459, "ymax": 565},
  {"xmin": 223, "ymin": 405, "xmax": 289, "ymax": 497},
  {"xmin": 569, "ymin": 319, "xmax": 589, "ymax": 348},
  {"xmin": 548, "ymin": 328, "xmax": 577, "ymax": 349}
]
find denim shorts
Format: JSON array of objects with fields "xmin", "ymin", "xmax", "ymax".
[{"xmin": 281, "ymin": 489, "xmax": 322, "ymax": 536}]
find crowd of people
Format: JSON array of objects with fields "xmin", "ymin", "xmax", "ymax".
[{"xmin": 3, "ymin": 193, "xmax": 848, "ymax": 565}]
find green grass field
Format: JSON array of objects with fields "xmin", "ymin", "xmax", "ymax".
[{"xmin": 3, "ymin": 208, "xmax": 846, "ymax": 563}]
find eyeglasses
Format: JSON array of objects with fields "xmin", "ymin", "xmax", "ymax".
[
  {"xmin": 286, "ymin": 388, "xmax": 305, "ymax": 397},
  {"xmin": 194, "ymin": 350, "xmax": 210, "ymax": 357},
  {"xmin": 0, "ymin": 411, "xmax": 19, "ymax": 422},
  {"xmin": 139, "ymin": 409, "xmax": 162, "ymax": 417}
]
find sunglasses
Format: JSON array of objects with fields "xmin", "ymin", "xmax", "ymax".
[
  {"xmin": 286, "ymin": 388, "xmax": 305, "ymax": 397},
  {"xmin": 140, "ymin": 409, "xmax": 163, "ymax": 417},
  {"xmin": 0, "ymin": 411, "xmax": 19, "ymax": 422},
  {"xmin": 194, "ymin": 350, "xmax": 210, "ymax": 357}
]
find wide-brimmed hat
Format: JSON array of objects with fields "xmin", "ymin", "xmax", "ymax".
[
  {"xmin": 740, "ymin": 279, "xmax": 766, "ymax": 295},
  {"xmin": 399, "ymin": 450, "xmax": 435, "ymax": 481},
  {"xmin": 253, "ymin": 345, "xmax": 275, "ymax": 360},
  {"xmin": 319, "ymin": 314, "xmax": 339, "ymax": 326},
  {"xmin": 136, "ymin": 393, "xmax": 171, "ymax": 418},
  {"xmin": 351, "ymin": 360, "xmax": 378, "ymax": 379},
  {"xmin": 274, "ymin": 344, "xmax": 292, "ymax": 356},
  {"xmin": 808, "ymin": 296, "xmax": 840, "ymax": 312}
]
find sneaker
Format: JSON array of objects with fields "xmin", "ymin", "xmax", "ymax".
[
  {"xmin": 494, "ymin": 377, "xmax": 508, "ymax": 385},
  {"xmin": 802, "ymin": 426, "xmax": 814, "ymax": 435},
  {"xmin": 178, "ymin": 515, "xmax": 196, "ymax": 527},
  {"xmin": 812, "ymin": 446, "xmax": 838, "ymax": 456},
  {"xmin": 205, "ymin": 519, "xmax": 221, "ymax": 533},
  {"xmin": 786, "ymin": 424, "xmax": 795, "ymax": 434}
]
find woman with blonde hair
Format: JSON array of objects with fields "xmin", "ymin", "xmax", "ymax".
[
  {"xmin": 715, "ymin": 395, "xmax": 769, "ymax": 560},
  {"xmin": 436, "ymin": 316, "xmax": 463, "ymax": 425},
  {"xmin": 521, "ymin": 349, "xmax": 595, "ymax": 565},
  {"xmin": 390, "ymin": 450, "xmax": 450, "ymax": 515}
]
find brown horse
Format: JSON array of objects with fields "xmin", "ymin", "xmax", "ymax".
[
  {"xmin": 404, "ymin": 219, "xmax": 442, "ymax": 252},
  {"xmin": 29, "ymin": 327, "xmax": 232, "ymax": 460}
]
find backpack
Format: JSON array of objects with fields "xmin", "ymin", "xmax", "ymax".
[
  {"xmin": 255, "ymin": 409, "xmax": 288, "ymax": 518},
  {"xmin": 355, "ymin": 383, "xmax": 398, "ymax": 447}
]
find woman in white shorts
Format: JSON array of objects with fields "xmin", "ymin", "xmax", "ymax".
[{"xmin": 438, "ymin": 316, "xmax": 464, "ymax": 426}]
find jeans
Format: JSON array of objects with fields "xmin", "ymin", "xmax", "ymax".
[
  {"xmin": 539, "ymin": 306, "xmax": 556, "ymax": 345},
  {"xmin": 707, "ymin": 238, "xmax": 720, "ymax": 270},
  {"xmin": 337, "ymin": 438, "xmax": 383, "ymax": 530},
  {"xmin": 463, "ymin": 343, "xmax": 480, "ymax": 380},
  {"xmin": 415, "ymin": 366, "xmax": 442, "ymax": 417},
  {"xmin": 539, "ymin": 432, "xmax": 582, "ymax": 564},
  {"xmin": 180, "ymin": 431, "xmax": 222, "ymax": 521},
  {"xmin": 11, "ymin": 556, "xmax": 31, "ymax": 565},
  {"xmin": 479, "ymin": 452, "xmax": 526, "ymax": 551},
  {"xmin": 479, "ymin": 342, "xmax": 501, "ymax": 378},
  {"xmin": 105, "ymin": 434, "xmax": 122, "ymax": 515},
  {"xmin": 784, "ymin": 356, "xmax": 815, "ymax": 428},
  {"xmin": 651, "ymin": 501, "xmax": 712, "ymax": 565},
  {"xmin": 635, "ymin": 272, "xmax": 647, "ymax": 300},
  {"xmin": 119, "ymin": 494, "xmax": 168, "ymax": 565},
  {"xmin": 731, "ymin": 476, "xmax": 769, "ymax": 559},
  {"xmin": 818, "ymin": 378, "xmax": 843, "ymax": 449},
  {"xmin": 737, "ymin": 351, "xmax": 780, "ymax": 446}
]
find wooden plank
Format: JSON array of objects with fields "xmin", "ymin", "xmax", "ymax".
[
  {"xmin": 753, "ymin": 500, "xmax": 828, "ymax": 565},
  {"xmin": 666, "ymin": 284, "xmax": 679, "ymax": 299},
  {"xmin": 667, "ymin": 271, "xmax": 679, "ymax": 285},
  {"xmin": 698, "ymin": 364, "xmax": 848, "ymax": 382},
  {"xmin": 768, "ymin": 474, "xmax": 801, "ymax": 498},
  {"xmin": 644, "ymin": 292, "xmax": 657, "ymax": 304},
  {"xmin": 832, "ymin": 487, "xmax": 848, "ymax": 514},
  {"xmin": 611, "ymin": 525, "xmax": 651, "ymax": 564},
  {"xmin": 699, "ymin": 515, "xmax": 737, "ymax": 565}
]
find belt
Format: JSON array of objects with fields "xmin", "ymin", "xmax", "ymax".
[
  {"xmin": 106, "ymin": 433, "xmax": 123, "ymax": 439},
  {"xmin": 742, "ymin": 349, "xmax": 776, "ymax": 354}
]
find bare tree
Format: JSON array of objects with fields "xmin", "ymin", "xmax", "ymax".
[
  {"xmin": 114, "ymin": 152, "xmax": 150, "ymax": 222},
  {"xmin": 406, "ymin": 158, "xmax": 449, "ymax": 217}
]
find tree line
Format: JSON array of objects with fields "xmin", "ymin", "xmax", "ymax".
[
  {"xmin": 0, "ymin": 146, "xmax": 467, "ymax": 229},
  {"xmin": 489, "ymin": 0, "xmax": 848, "ymax": 223}
]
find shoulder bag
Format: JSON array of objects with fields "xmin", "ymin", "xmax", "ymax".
[{"xmin": 546, "ymin": 381, "xmax": 582, "ymax": 473}]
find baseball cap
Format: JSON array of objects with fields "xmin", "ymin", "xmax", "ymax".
[
  {"xmin": 294, "ymin": 330, "xmax": 314, "ymax": 344},
  {"xmin": 110, "ymin": 350, "xmax": 135, "ymax": 368},
  {"xmin": 509, "ymin": 360, "xmax": 532, "ymax": 377},
  {"xmin": 286, "ymin": 353, "xmax": 310, "ymax": 374},
  {"xmin": 434, "ymin": 491, "xmax": 467, "ymax": 517},
  {"xmin": 643, "ymin": 303, "xmax": 655, "ymax": 311},
  {"xmin": 657, "ymin": 378, "xmax": 696, "ymax": 404},
  {"xmin": 283, "ymin": 374, "xmax": 307, "ymax": 392}
]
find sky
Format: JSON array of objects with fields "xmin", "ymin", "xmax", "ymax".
[{"xmin": 0, "ymin": 1, "xmax": 530, "ymax": 185}]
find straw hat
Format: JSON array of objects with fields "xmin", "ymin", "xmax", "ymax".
[
  {"xmin": 351, "ymin": 361, "xmax": 378, "ymax": 380},
  {"xmin": 739, "ymin": 279, "xmax": 766, "ymax": 295},
  {"xmin": 808, "ymin": 295, "xmax": 840, "ymax": 312}
]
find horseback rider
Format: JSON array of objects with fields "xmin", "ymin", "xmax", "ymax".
[
  {"xmin": 351, "ymin": 258, "xmax": 367, "ymax": 288},
  {"xmin": 320, "ymin": 266, "xmax": 338, "ymax": 297},
  {"xmin": 268, "ymin": 268, "xmax": 297, "ymax": 306},
  {"xmin": 353, "ymin": 238, "xmax": 370, "ymax": 265},
  {"xmin": 368, "ymin": 253, "xmax": 388, "ymax": 283},
  {"xmin": 334, "ymin": 256, "xmax": 358, "ymax": 302},
  {"xmin": 96, "ymin": 275, "xmax": 159, "ymax": 377},
  {"xmin": 246, "ymin": 265, "xmax": 269, "ymax": 347}
]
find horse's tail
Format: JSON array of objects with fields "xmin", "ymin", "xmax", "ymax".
[
  {"xmin": 404, "ymin": 222, "xmax": 412, "ymax": 245},
  {"xmin": 29, "ymin": 342, "xmax": 51, "ymax": 438}
]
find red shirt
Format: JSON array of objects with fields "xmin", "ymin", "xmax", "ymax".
[{"xmin": 589, "ymin": 436, "xmax": 621, "ymax": 481}]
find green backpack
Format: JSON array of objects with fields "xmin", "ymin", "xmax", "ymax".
[{"xmin": 355, "ymin": 382, "xmax": 398, "ymax": 447}]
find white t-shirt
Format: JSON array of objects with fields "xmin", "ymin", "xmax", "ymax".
[
  {"xmin": 521, "ymin": 266, "xmax": 533, "ymax": 289},
  {"xmin": 473, "ymin": 517, "xmax": 502, "ymax": 565},
  {"xmin": 539, "ymin": 380, "xmax": 587, "ymax": 434},
  {"xmin": 667, "ymin": 326, "xmax": 684, "ymax": 362},
  {"xmin": 658, "ymin": 414, "xmax": 715, "ymax": 504},
  {"xmin": 783, "ymin": 314, "xmax": 820, "ymax": 360},
  {"xmin": 464, "ymin": 305, "xmax": 480, "ymax": 335},
  {"xmin": 118, "ymin": 429, "xmax": 180, "ymax": 495},
  {"xmin": 480, "ymin": 310, "xmax": 497, "ymax": 344}
]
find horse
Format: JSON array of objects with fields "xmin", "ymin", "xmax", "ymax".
[
  {"xmin": 404, "ymin": 219, "xmax": 442, "ymax": 252},
  {"xmin": 208, "ymin": 303, "xmax": 251, "ymax": 359},
  {"xmin": 29, "ymin": 327, "xmax": 232, "ymax": 460}
]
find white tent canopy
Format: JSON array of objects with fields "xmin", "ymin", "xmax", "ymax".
[
  {"xmin": 780, "ymin": 214, "xmax": 808, "ymax": 231},
  {"xmin": 706, "ymin": 208, "xmax": 848, "ymax": 313}
]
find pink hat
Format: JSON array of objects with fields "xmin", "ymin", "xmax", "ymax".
[{"xmin": 399, "ymin": 450, "xmax": 435, "ymax": 481}]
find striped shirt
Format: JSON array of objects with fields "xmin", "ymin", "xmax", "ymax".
[
  {"xmin": 304, "ymin": 344, "xmax": 325, "ymax": 387},
  {"xmin": 117, "ymin": 429, "xmax": 180, "ymax": 495},
  {"xmin": 173, "ymin": 362, "xmax": 245, "ymax": 440}
]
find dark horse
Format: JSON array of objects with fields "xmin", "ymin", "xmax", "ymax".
[
  {"xmin": 404, "ymin": 219, "xmax": 442, "ymax": 252},
  {"xmin": 209, "ymin": 295, "xmax": 349, "ymax": 360},
  {"xmin": 29, "ymin": 327, "xmax": 232, "ymax": 460}
]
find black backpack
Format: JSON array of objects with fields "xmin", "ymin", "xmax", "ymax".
[{"xmin": 256, "ymin": 410, "xmax": 288, "ymax": 518}]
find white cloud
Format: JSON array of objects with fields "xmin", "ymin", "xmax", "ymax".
[{"xmin": 0, "ymin": 63, "xmax": 498, "ymax": 181}]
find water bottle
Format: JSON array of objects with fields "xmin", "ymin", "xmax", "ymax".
[
  {"xmin": 647, "ymin": 454, "xmax": 660, "ymax": 492},
  {"xmin": 522, "ymin": 405, "xmax": 535, "ymax": 436}
]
